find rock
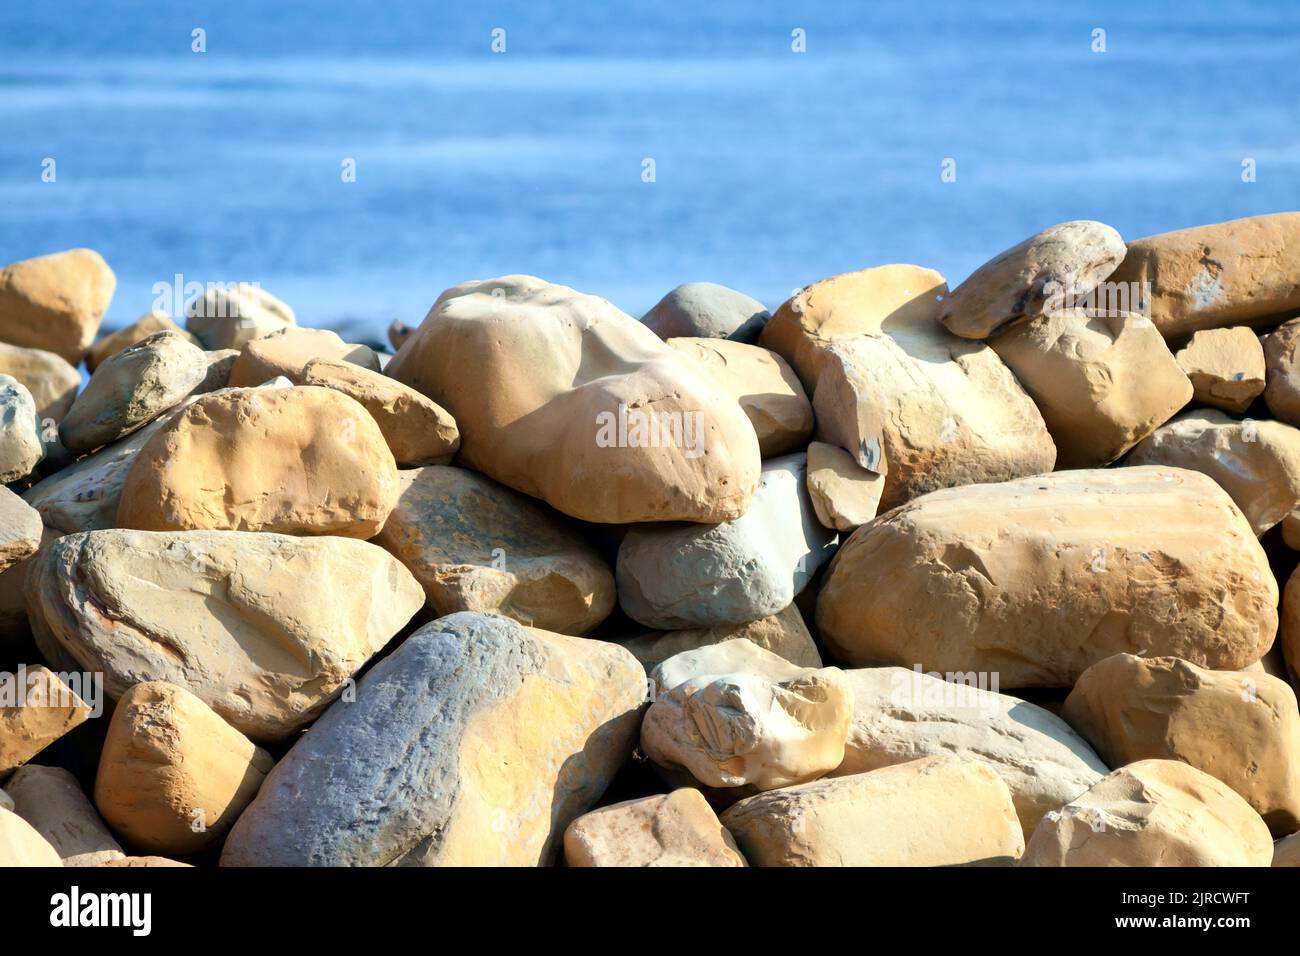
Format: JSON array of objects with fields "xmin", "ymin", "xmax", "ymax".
[
  {"xmin": 1108, "ymin": 213, "xmax": 1300, "ymax": 340},
  {"xmin": 117, "ymin": 386, "xmax": 399, "ymax": 537},
  {"xmin": 386, "ymin": 275, "xmax": 761, "ymax": 524},
  {"xmin": 720, "ymin": 755, "xmax": 1024, "ymax": 866},
  {"xmin": 228, "ymin": 327, "xmax": 381, "ymax": 388},
  {"xmin": 0, "ymin": 665, "xmax": 91, "ymax": 774},
  {"xmin": 834, "ymin": 667, "xmax": 1107, "ymax": 839},
  {"xmin": 666, "ymin": 337, "xmax": 812, "ymax": 457},
  {"xmin": 1063, "ymin": 654, "xmax": 1300, "ymax": 834},
  {"xmin": 818, "ymin": 467, "xmax": 1276, "ymax": 687},
  {"xmin": 0, "ymin": 525, "xmax": 60, "ymax": 650},
  {"xmin": 0, "ymin": 377, "xmax": 44, "ymax": 483},
  {"xmin": 299, "ymin": 358, "xmax": 459, "ymax": 466},
  {"xmin": 221, "ymin": 613, "xmax": 645, "ymax": 866},
  {"xmin": 0, "ymin": 789, "xmax": 10, "ymax": 812},
  {"xmin": 1275, "ymin": 832, "xmax": 1300, "ymax": 866},
  {"xmin": 4, "ymin": 765, "xmax": 124, "ymax": 866},
  {"xmin": 387, "ymin": 319, "xmax": 413, "ymax": 352},
  {"xmin": 641, "ymin": 282, "xmax": 771, "ymax": 344},
  {"xmin": 1270, "ymin": 567, "xmax": 1300, "ymax": 692},
  {"xmin": 98, "ymin": 855, "xmax": 192, "ymax": 867},
  {"xmin": 0, "ymin": 342, "xmax": 80, "ymax": 422},
  {"xmin": 0, "ymin": 489, "xmax": 44, "ymax": 574},
  {"xmin": 1020, "ymin": 759, "xmax": 1273, "ymax": 867},
  {"xmin": 374, "ymin": 465, "xmax": 614, "ymax": 634},
  {"xmin": 27, "ymin": 529, "xmax": 424, "ymax": 741},
  {"xmin": 86, "ymin": 312, "xmax": 200, "ymax": 372},
  {"xmin": 563, "ymin": 789, "xmax": 747, "ymax": 867},
  {"xmin": 940, "ymin": 221, "xmax": 1127, "ymax": 339},
  {"xmin": 59, "ymin": 331, "xmax": 209, "ymax": 454},
  {"xmin": 990, "ymin": 309, "xmax": 1191, "ymax": 467},
  {"xmin": 1264, "ymin": 316, "xmax": 1300, "ymax": 426},
  {"xmin": 199, "ymin": 349, "xmax": 239, "ymax": 392},
  {"xmin": 185, "ymin": 284, "xmax": 295, "ymax": 351},
  {"xmin": 0, "ymin": 807, "xmax": 63, "ymax": 866},
  {"xmin": 0, "ymin": 248, "xmax": 115, "ymax": 364},
  {"xmin": 1175, "ymin": 327, "xmax": 1267, "ymax": 413},
  {"xmin": 642, "ymin": 639, "xmax": 852, "ymax": 792},
  {"xmin": 616, "ymin": 454, "xmax": 836, "ymax": 629},
  {"xmin": 617, "ymin": 604, "xmax": 821, "ymax": 670},
  {"xmin": 95, "ymin": 681, "xmax": 275, "ymax": 854},
  {"xmin": 805, "ymin": 440, "xmax": 884, "ymax": 531},
  {"xmin": 1285, "ymin": 509, "xmax": 1300, "ymax": 550},
  {"xmin": 1126, "ymin": 409, "xmax": 1300, "ymax": 535}
]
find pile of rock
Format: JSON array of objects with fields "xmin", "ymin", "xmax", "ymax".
[{"xmin": 2, "ymin": 213, "xmax": 1300, "ymax": 867}]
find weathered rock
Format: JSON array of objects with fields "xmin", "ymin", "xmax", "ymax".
[
  {"xmin": 387, "ymin": 319, "xmax": 413, "ymax": 352},
  {"xmin": 28, "ymin": 530, "xmax": 424, "ymax": 741},
  {"xmin": 0, "ymin": 249, "xmax": 115, "ymax": 364},
  {"xmin": 0, "ymin": 525, "xmax": 60, "ymax": 650},
  {"xmin": 642, "ymin": 282, "xmax": 770, "ymax": 344},
  {"xmin": 617, "ymin": 454, "xmax": 836, "ymax": 629},
  {"xmin": 818, "ymin": 467, "xmax": 1276, "ymax": 686},
  {"xmin": 0, "ymin": 489, "xmax": 43, "ymax": 575},
  {"xmin": 990, "ymin": 309, "xmax": 1191, "ymax": 467},
  {"xmin": 940, "ymin": 221, "xmax": 1126, "ymax": 339},
  {"xmin": 95, "ymin": 681, "xmax": 274, "ymax": 854},
  {"xmin": 617, "ymin": 604, "xmax": 821, "ymax": 671},
  {"xmin": 666, "ymin": 337, "xmax": 812, "ymax": 457},
  {"xmin": 0, "ymin": 665, "xmax": 91, "ymax": 774},
  {"xmin": 1176, "ymin": 327, "xmax": 1267, "ymax": 413},
  {"xmin": 299, "ymin": 358, "xmax": 459, "ymax": 466},
  {"xmin": 720, "ymin": 755, "xmax": 1024, "ymax": 866},
  {"xmin": 60, "ymin": 331, "xmax": 209, "ymax": 454},
  {"xmin": 834, "ymin": 667, "xmax": 1107, "ymax": 839},
  {"xmin": 642, "ymin": 639, "xmax": 852, "ymax": 792},
  {"xmin": 1285, "ymin": 509, "xmax": 1300, "ymax": 550},
  {"xmin": 374, "ymin": 465, "xmax": 613, "ymax": 634},
  {"xmin": 1020, "ymin": 759, "xmax": 1273, "ymax": 866},
  {"xmin": 198, "ymin": 348, "xmax": 239, "ymax": 392},
  {"xmin": 0, "ymin": 807, "xmax": 63, "ymax": 866},
  {"xmin": 0, "ymin": 789, "xmax": 10, "ymax": 812},
  {"xmin": 0, "ymin": 342, "xmax": 80, "ymax": 422},
  {"xmin": 1063, "ymin": 654, "xmax": 1300, "ymax": 834},
  {"xmin": 1109, "ymin": 213, "xmax": 1300, "ymax": 339},
  {"xmin": 386, "ymin": 275, "xmax": 761, "ymax": 524},
  {"xmin": 1270, "ymin": 567, "xmax": 1300, "ymax": 695},
  {"xmin": 117, "ymin": 386, "xmax": 399, "ymax": 537},
  {"xmin": 1264, "ymin": 316, "xmax": 1300, "ymax": 426},
  {"xmin": 5, "ymin": 765, "xmax": 124, "ymax": 866},
  {"xmin": 563, "ymin": 789, "xmax": 747, "ymax": 867},
  {"xmin": 228, "ymin": 327, "xmax": 380, "ymax": 388},
  {"xmin": 185, "ymin": 284, "xmax": 295, "ymax": 351},
  {"xmin": 1275, "ymin": 832, "xmax": 1300, "ymax": 866},
  {"xmin": 221, "ymin": 613, "xmax": 645, "ymax": 866},
  {"xmin": 86, "ymin": 312, "xmax": 200, "ymax": 372},
  {"xmin": 98, "ymin": 855, "xmax": 192, "ymax": 867},
  {"xmin": 0, "ymin": 378, "xmax": 44, "ymax": 483},
  {"xmin": 805, "ymin": 440, "xmax": 883, "ymax": 531},
  {"xmin": 1126, "ymin": 409, "xmax": 1300, "ymax": 535}
]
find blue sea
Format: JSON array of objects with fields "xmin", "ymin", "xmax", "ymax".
[{"xmin": 2, "ymin": 0, "xmax": 1298, "ymax": 342}]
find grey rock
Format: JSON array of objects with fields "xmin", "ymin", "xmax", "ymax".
[
  {"xmin": 0, "ymin": 376, "xmax": 44, "ymax": 482},
  {"xmin": 641, "ymin": 282, "xmax": 770, "ymax": 344}
]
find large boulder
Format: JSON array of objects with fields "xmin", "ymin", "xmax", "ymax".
[
  {"xmin": 616, "ymin": 454, "xmax": 836, "ymax": 629},
  {"xmin": 1063, "ymin": 654, "xmax": 1300, "ymax": 834},
  {"xmin": 27, "ymin": 530, "xmax": 424, "ymax": 741},
  {"xmin": 0, "ymin": 807, "xmax": 63, "ymax": 866},
  {"xmin": 185, "ymin": 284, "xmax": 295, "ymax": 351},
  {"xmin": 1108, "ymin": 213, "xmax": 1300, "ymax": 340},
  {"xmin": 1020, "ymin": 759, "xmax": 1273, "ymax": 867},
  {"xmin": 0, "ymin": 342, "xmax": 80, "ymax": 422},
  {"xmin": 228, "ymin": 327, "xmax": 380, "ymax": 388},
  {"xmin": 990, "ymin": 309, "xmax": 1191, "ymax": 467},
  {"xmin": 0, "ymin": 249, "xmax": 115, "ymax": 364},
  {"xmin": 834, "ymin": 667, "xmax": 1107, "ymax": 839},
  {"xmin": 385, "ymin": 275, "xmax": 761, "ymax": 524},
  {"xmin": 817, "ymin": 467, "xmax": 1276, "ymax": 687},
  {"xmin": 719, "ymin": 755, "xmax": 1024, "ymax": 866},
  {"xmin": 374, "ymin": 465, "xmax": 614, "ymax": 634},
  {"xmin": 641, "ymin": 282, "xmax": 770, "ymax": 343},
  {"xmin": 0, "ymin": 665, "xmax": 91, "ymax": 775},
  {"xmin": 940, "ymin": 221, "xmax": 1126, "ymax": 339},
  {"xmin": 1175, "ymin": 327, "xmax": 1267, "ymax": 413},
  {"xmin": 5, "ymin": 765, "xmax": 124, "ymax": 866},
  {"xmin": 116, "ymin": 386, "xmax": 399, "ymax": 537},
  {"xmin": 563, "ymin": 789, "xmax": 747, "ymax": 867},
  {"xmin": 0, "ymin": 377, "xmax": 44, "ymax": 483},
  {"xmin": 616, "ymin": 603, "xmax": 821, "ymax": 671},
  {"xmin": 221, "ymin": 613, "xmax": 645, "ymax": 866},
  {"xmin": 1126, "ymin": 409, "xmax": 1300, "ymax": 535}
]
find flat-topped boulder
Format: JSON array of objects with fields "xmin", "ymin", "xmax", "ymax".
[{"xmin": 1175, "ymin": 326, "xmax": 1267, "ymax": 413}]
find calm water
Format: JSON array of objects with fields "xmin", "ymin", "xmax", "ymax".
[{"xmin": 2, "ymin": 0, "xmax": 1298, "ymax": 341}]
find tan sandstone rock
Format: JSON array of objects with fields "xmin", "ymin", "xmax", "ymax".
[
  {"xmin": 95, "ymin": 681, "xmax": 275, "ymax": 854},
  {"xmin": 98, "ymin": 855, "xmax": 192, "ymax": 867},
  {"xmin": 4, "ymin": 765, "xmax": 124, "ymax": 866},
  {"xmin": 1275, "ymin": 832, "xmax": 1300, "ymax": 866},
  {"xmin": 0, "ymin": 487, "xmax": 42, "ymax": 573},
  {"xmin": 385, "ymin": 275, "xmax": 760, "ymax": 524},
  {"xmin": 0, "ymin": 665, "xmax": 91, "ymax": 774},
  {"xmin": 1126, "ymin": 409, "xmax": 1300, "ymax": 535},
  {"xmin": 1273, "ymin": 566, "xmax": 1300, "ymax": 681},
  {"xmin": 116, "ymin": 386, "xmax": 399, "ymax": 537},
  {"xmin": 720, "ymin": 755, "xmax": 1024, "ymax": 866},
  {"xmin": 86, "ymin": 312, "xmax": 200, "ymax": 372},
  {"xmin": 617, "ymin": 604, "xmax": 821, "ymax": 671},
  {"xmin": 1020, "ymin": 759, "xmax": 1273, "ymax": 867},
  {"xmin": 0, "ymin": 249, "xmax": 115, "ymax": 364},
  {"xmin": 185, "ymin": 284, "xmax": 295, "ymax": 351},
  {"xmin": 228, "ymin": 326, "xmax": 380, "ymax": 388},
  {"xmin": 1109, "ymin": 213, "xmax": 1300, "ymax": 340},
  {"xmin": 1264, "ymin": 316, "xmax": 1300, "ymax": 426},
  {"xmin": 1175, "ymin": 327, "xmax": 1267, "ymax": 413},
  {"xmin": 817, "ymin": 467, "xmax": 1276, "ymax": 687},
  {"xmin": 990, "ymin": 309, "xmax": 1191, "ymax": 466},
  {"xmin": 0, "ymin": 807, "xmax": 63, "ymax": 866},
  {"xmin": 804, "ymin": 440, "xmax": 884, "ymax": 531},
  {"xmin": 1063, "ymin": 654, "xmax": 1300, "ymax": 834},
  {"xmin": 563, "ymin": 789, "xmax": 746, "ymax": 867},
  {"xmin": 0, "ymin": 342, "xmax": 80, "ymax": 423}
]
